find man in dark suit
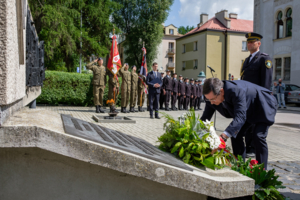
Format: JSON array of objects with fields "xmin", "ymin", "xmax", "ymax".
[
  {"xmin": 190, "ymin": 78, "xmax": 197, "ymax": 110},
  {"xmin": 159, "ymin": 72, "xmax": 165, "ymax": 109},
  {"xmin": 163, "ymin": 70, "xmax": 173, "ymax": 111},
  {"xmin": 196, "ymin": 80, "xmax": 203, "ymax": 110},
  {"xmin": 171, "ymin": 73, "xmax": 178, "ymax": 111},
  {"xmin": 200, "ymin": 78, "xmax": 277, "ymax": 170},
  {"xmin": 178, "ymin": 75, "xmax": 185, "ymax": 110},
  {"xmin": 146, "ymin": 62, "xmax": 163, "ymax": 119},
  {"xmin": 184, "ymin": 78, "xmax": 191, "ymax": 110},
  {"xmin": 241, "ymin": 32, "xmax": 273, "ymax": 158}
]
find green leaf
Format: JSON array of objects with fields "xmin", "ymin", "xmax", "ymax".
[
  {"xmin": 264, "ymin": 189, "xmax": 270, "ymax": 195},
  {"xmin": 183, "ymin": 153, "xmax": 191, "ymax": 164},
  {"xmin": 255, "ymin": 191, "xmax": 265, "ymax": 200},
  {"xmin": 201, "ymin": 157, "xmax": 215, "ymax": 170},
  {"xmin": 179, "ymin": 147, "xmax": 185, "ymax": 158},
  {"xmin": 171, "ymin": 142, "xmax": 182, "ymax": 153}
]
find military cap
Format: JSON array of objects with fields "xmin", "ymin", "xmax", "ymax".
[
  {"xmin": 166, "ymin": 69, "xmax": 170, "ymax": 72},
  {"xmin": 190, "ymin": 78, "xmax": 194, "ymax": 81},
  {"xmin": 161, "ymin": 72, "xmax": 165, "ymax": 74},
  {"xmin": 195, "ymin": 79, "xmax": 198, "ymax": 82},
  {"xmin": 132, "ymin": 65, "xmax": 136, "ymax": 69},
  {"xmin": 245, "ymin": 32, "xmax": 263, "ymax": 41},
  {"xmin": 173, "ymin": 73, "xmax": 177, "ymax": 75},
  {"xmin": 184, "ymin": 77, "xmax": 188, "ymax": 80},
  {"xmin": 97, "ymin": 57, "xmax": 103, "ymax": 61},
  {"xmin": 179, "ymin": 75, "xmax": 183, "ymax": 77}
]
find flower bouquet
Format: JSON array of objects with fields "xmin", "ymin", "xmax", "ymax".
[{"xmin": 158, "ymin": 110, "xmax": 234, "ymax": 170}]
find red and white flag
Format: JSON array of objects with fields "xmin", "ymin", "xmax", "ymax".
[
  {"xmin": 139, "ymin": 46, "xmax": 148, "ymax": 94},
  {"xmin": 107, "ymin": 35, "xmax": 121, "ymax": 77}
]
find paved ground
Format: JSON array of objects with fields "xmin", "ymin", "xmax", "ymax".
[{"xmin": 29, "ymin": 104, "xmax": 300, "ymax": 199}]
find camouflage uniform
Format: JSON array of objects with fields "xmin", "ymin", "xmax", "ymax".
[
  {"xmin": 118, "ymin": 66, "xmax": 131, "ymax": 112},
  {"xmin": 137, "ymin": 77, "xmax": 146, "ymax": 112},
  {"xmin": 106, "ymin": 70, "xmax": 119, "ymax": 105},
  {"xmin": 130, "ymin": 71, "xmax": 139, "ymax": 112}
]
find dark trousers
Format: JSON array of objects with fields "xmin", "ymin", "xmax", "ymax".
[
  {"xmin": 159, "ymin": 92, "xmax": 165, "ymax": 108},
  {"xmin": 245, "ymin": 124, "xmax": 256, "ymax": 153},
  {"xmin": 149, "ymin": 92, "xmax": 160, "ymax": 117},
  {"xmin": 178, "ymin": 95, "xmax": 184, "ymax": 109},
  {"xmin": 164, "ymin": 90, "xmax": 171, "ymax": 108},
  {"xmin": 190, "ymin": 97, "xmax": 196, "ymax": 108},
  {"xmin": 196, "ymin": 97, "xmax": 201, "ymax": 108},
  {"xmin": 184, "ymin": 96, "xmax": 190, "ymax": 109},
  {"xmin": 171, "ymin": 92, "xmax": 178, "ymax": 108},
  {"xmin": 231, "ymin": 122, "xmax": 269, "ymax": 170}
]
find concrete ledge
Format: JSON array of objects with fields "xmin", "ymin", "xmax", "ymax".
[{"xmin": 1, "ymin": 110, "xmax": 255, "ymax": 199}]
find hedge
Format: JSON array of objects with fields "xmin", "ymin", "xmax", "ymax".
[{"xmin": 37, "ymin": 71, "xmax": 122, "ymax": 106}]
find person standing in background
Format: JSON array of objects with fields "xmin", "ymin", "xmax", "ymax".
[
  {"xmin": 184, "ymin": 78, "xmax": 191, "ymax": 110},
  {"xmin": 130, "ymin": 65, "xmax": 139, "ymax": 112},
  {"xmin": 162, "ymin": 70, "xmax": 172, "ymax": 111},
  {"xmin": 159, "ymin": 72, "xmax": 165, "ymax": 110},
  {"xmin": 196, "ymin": 80, "xmax": 203, "ymax": 110},
  {"xmin": 275, "ymin": 79, "xmax": 286, "ymax": 108},
  {"xmin": 178, "ymin": 75, "xmax": 185, "ymax": 110},
  {"xmin": 190, "ymin": 78, "xmax": 197, "ymax": 110},
  {"xmin": 119, "ymin": 63, "xmax": 131, "ymax": 113},
  {"xmin": 171, "ymin": 73, "xmax": 178, "ymax": 111}
]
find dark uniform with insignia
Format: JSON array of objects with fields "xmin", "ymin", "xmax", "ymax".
[
  {"xmin": 163, "ymin": 70, "xmax": 173, "ymax": 111},
  {"xmin": 240, "ymin": 33, "xmax": 273, "ymax": 157},
  {"xmin": 159, "ymin": 72, "xmax": 165, "ymax": 109},
  {"xmin": 184, "ymin": 78, "xmax": 191, "ymax": 110},
  {"xmin": 178, "ymin": 75, "xmax": 185, "ymax": 110},
  {"xmin": 201, "ymin": 80, "xmax": 277, "ymax": 170},
  {"xmin": 190, "ymin": 79, "xmax": 197, "ymax": 109},
  {"xmin": 196, "ymin": 80, "xmax": 203, "ymax": 110},
  {"xmin": 171, "ymin": 74, "xmax": 178, "ymax": 110}
]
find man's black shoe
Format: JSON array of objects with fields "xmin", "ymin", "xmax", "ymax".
[
  {"xmin": 199, "ymin": 108, "xmax": 202, "ymax": 110},
  {"xmin": 165, "ymin": 108, "xmax": 170, "ymax": 111},
  {"xmin": 155, "ymin": 116, "xmax": 160, "ymax": 119},
  {"xmin": 96, "ymin": 106, "xmax": 100, "ymax": 113},
  {"xmin": 150, "ymin": 116, "xmax": 154, "ymax": 119}
]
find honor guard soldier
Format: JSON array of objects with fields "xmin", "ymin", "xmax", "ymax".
[
  {"xmin": 106, "ymin": 62, "xmax": 120, "ymax": 111},
  {"xmin": 194, "ymin": 80, "xmax": 199, "ymax": 110},
  {"xmin": 196, "ymin": 80, "xmax": 203, "ymax": 110},
  {"xmin": 171, "ymin": 73, "xmax": 178, "ymax": 110},
  {"xmin": 163, "ymin": 70, "xmax": 172, "ymax": 111},
  {"xmin": 86, "ymin": 57, "xmax": 107, "ymax": 113},
  {"xmin": 201, "ymin": 78, "xmax": 277, "ymax": 170},
  {"xmin": 178, "ymin": 75, "xmax": 185, "ymax": 110},
  {"xmin": 119, "ymin": 63, "xmax": 131, "ymax": 113},
  {"xmin": 241, "ymin": 32, "xmax": 273, "ymax": 158},
  {"xmin": 184, "ymin": 78, "xmax": 191, "ymax": 110},
  {"xmin": 159, "ymin": 72, "xmax": 165, "ymax": 109},
  {"xmin": 137, "ymin": 70, "xmax": 146, "ymax": 112},
  {"xmin": 130, "ymin": 65, "xmax": 138, "ymax": 112},
  {"xmin": 190, "ymin": 78, "xmax": 197, "ymax": 110}
]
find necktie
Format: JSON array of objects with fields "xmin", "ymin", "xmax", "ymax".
[
  {"xmin": 247, "ymin": 55, "xmax": 252, "ymax": 64},
  {"xmin": 154, "ymin": 72, "xmax": 156, "ymax": 78}
]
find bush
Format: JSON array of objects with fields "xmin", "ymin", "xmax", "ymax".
[{"xmin": 37, "ymin": 71, "xmax": 122, "ymax": 106}]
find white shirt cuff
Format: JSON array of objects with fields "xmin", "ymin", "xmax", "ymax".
[{"xmin": 223, "ymin": 131, "xmax": 232, "ymax": 138}]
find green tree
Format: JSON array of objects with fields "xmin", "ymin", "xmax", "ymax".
[
  {"xmin": 178, "ymin": 25, "xmax": 195, "ymax": 35},
  {"xmin": 28, "ymin": 0, "xmax": 121, "ymax": 72},
  {"xmin": 112, "ymin": 0, "xmax": 174, "ymax": 69}
]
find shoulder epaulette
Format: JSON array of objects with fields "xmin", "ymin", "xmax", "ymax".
[{"xmin": 261, "ymin": 53, "xmax": 269, "ymax": 56}]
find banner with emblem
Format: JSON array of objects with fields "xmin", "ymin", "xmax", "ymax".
[{"xmin": 107, "ymin": 34, "xmax": 122, "ymax": 77}]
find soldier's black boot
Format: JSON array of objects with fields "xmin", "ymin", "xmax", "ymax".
[
  {"xmin": 140, "ymin": 106, "xmax": 145, "ymax": 112},
  {"xmin": 125, "ymin": 107, "xmax": 130, "ymax": 113},
  {"xmin": 96, "ymin": 106, "xmax": 100, "ymax": 113},
  {"xmin": 121, "ymin": 107, "xmax": 125, "ymax": 113},
  {"xmin": 99, "ymin": 106, "xmax": 105, "ymax": 113},
  {"xmin": 130, "ymin": 107, "xmax": 134, "ymax": 112}
]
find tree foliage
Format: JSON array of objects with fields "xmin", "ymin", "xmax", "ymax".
[
  {"xmin": 178, "ymin": 25, "xmax": 195, "ymax": 35},
  {"xmin": 28, "ymin": 0, "xmax": 121, "ymax": 72},
  {"xmin": 112, "ymin": 0, "xmax": 174, "ymax": 70}
]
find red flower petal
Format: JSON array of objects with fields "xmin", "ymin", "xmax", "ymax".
[
  {"xmin": 250, "ymin": 160, "xmax": 258, "ymax": 166},
  {"xmin": 219, "ymin": 137, "xmax": 226, "ymax": 149}
]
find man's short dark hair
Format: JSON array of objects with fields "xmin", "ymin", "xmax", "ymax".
[
  {"xmin": 152, "ymin": 62, "xmax": 158, "ymax": 66},
  {"xmin": 203, "ymin": 78, "xmax": 224, "ymax": 95}
]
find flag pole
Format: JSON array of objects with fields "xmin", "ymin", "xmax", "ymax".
[{"xmin": 140, "ymin": 41, "xmax": 145, "ymax": 107}]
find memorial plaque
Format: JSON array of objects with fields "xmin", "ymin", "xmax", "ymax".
[{"xmin": 61, "ymin": 114, "xmax": 192, "ymax": 171}]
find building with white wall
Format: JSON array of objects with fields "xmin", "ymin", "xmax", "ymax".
[{"xmin": 254, "ymin": 0, "xmax": 300, "ymax": 85}]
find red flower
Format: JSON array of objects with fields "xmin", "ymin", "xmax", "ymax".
[
  {"xmin": 219, "ymin": 138, "xmax": 226, "ymax": 149},
  {"xmin": 250, "ymin": 160, "xmax": 258, "ymax": 166}
]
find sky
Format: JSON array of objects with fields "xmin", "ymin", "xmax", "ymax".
[{"xmin": 165, "ymin": 0, "xmax": 254, "ymax": 28}]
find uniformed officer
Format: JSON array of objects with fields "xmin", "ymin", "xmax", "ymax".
[
  {"xmin": 184, "ymin": 78, "xmax": 191, "ymax": 110},
  {"xmin": 190, "ymin": 78, "xmax": 197, "ymax": 110},
  {"xmin": 86, "ymin": 57, "xmax": 107, "ymax": 113},
  {"xmin": 163, "ymin": 70, "xmax": 172, "ymax": 111},
  {"xmin": 196, "ymin": 80, "xmax": 203, "ymax": 110},
  {"xmin": 130, "ymin": 65, "xmax": 138, "ymax": 112},
  {"xmin": 194, "ymin": 80, "xmax": 199, "ymax": 110},
  {"xmin": 137, "ymin": 70, "xmax": 146, "ymax": 112},
  {"xmin": 178, "ymin": 75, "xmax": 185, "ymax": 110},
  {"xmin": 201, "ymin": 78, "xmax": 277, "ymax": 170},
  {"xmin": 119, "ymin": 63, "xmax": 131, "ymax": 113},
  {"xmin": 241, "ymin": 32, "xmax": 273, "ymax": 158},
  {"xmin": 159, "ymin": 72, "xmax": 165, "ymax": 109},
  {"xmin": 171, "ymin": 73, "xmax": 178, "ymax": 110},
  {"xmin": 106, "ymin": 63, "xmax": 120, "ymax": 110}
]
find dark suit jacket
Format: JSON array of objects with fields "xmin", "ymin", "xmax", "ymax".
[
  {"xmin": 241, "ymin": 51, "xmax": 273, "ymax": 90},
  {"xmin": 191, "ymin": 84, "xmax": 197, "ymax": 97},
  {"xmin": 185, "ymin": 83, "xmax": 191, "ymax": 96},
  {"xmin": 163, "ymin": 76, "xmax": 172, "ymax": 90},
  {"xmin": 146, "ymin": 71, "xmax": 163, "ymax": 94},
  {"xmin": 172, "ymin": 79, "xmax": 178, "ymax": 93},
  {"xmin": 201, "ymin": 80, "xmax": 277, "ymax": 138},
  {"xmin": 178, "ymin": 81, "xmax": 185, "ymax": 94}
]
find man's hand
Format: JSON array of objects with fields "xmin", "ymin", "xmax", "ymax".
[
  {"xmin": 184, "ymin": 96, "xmax": 186, "ymax": 98},
  {"xmin": 154, "ymin": 83, "xmax": 160, "ymax": 88},
  {"xmin": 171, "ymin": 92, "xmax": 173, "ymax": 95},
  {"xmin": 113, "ymin": 87, "xmax": 116, "ymax": 92},
  {"xmin": 94, "ymin": 59, "xmax": 98, "ymax": 62},
  {"xmin": 191, "ymin": 95, "xmax": 193, "ymax": 98},
  {"xmin": 164, "ymin": 90, "xmax": 166, "ymax": 95}
]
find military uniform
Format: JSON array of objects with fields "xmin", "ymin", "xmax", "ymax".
[
  {"xmin": 184, "ymin": 79, "xmax": 191, "ymax": 110},
  {"xmin": 196, "ymin": 81, "xmax": 203, "ymax": 110},
  {"xmin": 106, "ymin": 70, "xmax": 119, "ymax": 103},
  {"xmin": 163, "ymin": 73, "xmax": 172, "ymax": 111},
  {"xmin": 171, "ymin": 77, "xmax": 178, "ymax": 110},
  {"xmin": 119, "ymin": 65, "xmax": 131, "ymax": 113},
  {"xmin": 159, "ymin": 74, "xmax": 165, "ymax": 109},
  {"xmin": 137, "ymin": 76, "xmax": 146, "ymax": 112},
  {"xmin": 190, "ymin": 80, "xmax": 197, "ymax": 109},
  {"xmin": 240, "ymin": 32, "xmax": 273, "ymax": 157},
  {"xmin": 130, "ymin": 70, "xmax": 139, "ymax": 112},
  {"xmin": 86, "ymin": 60, "xmax": 107, "ymax": 113},
  {"xmin": 178, "ymin": 77, "xmax": 185, "ymax": 110}
]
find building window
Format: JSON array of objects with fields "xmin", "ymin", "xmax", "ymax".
[
  {"xmin": 194, "ymin": 60, "xmax": 198, "ymax": 69},
  {"xmin": 194, "ymin": 41, "xmax": 198, "ymax": 51},
  {"xmin": 277, "ymin": 11, "xmax": 284, "ymax": 39},
  {"xmin": 284, "ymin": 57, "xmax": 291, "ymax": 80},
  {"xmin": 169, "ymin": 42, "xmax": 174, "ymax": 53},
  {"xmin": 242, "ymin": 41, "xmax": 247, "ymax": 51},
  {"xmin": 182, "ymin": 61, "xmax": 186, "ymax": 70},
  {"xmin": 286, "ymin": 8, "xmax": 292, "ymax": 37},
  {"xmin": 182, "ymin": 44, "xmax": 186, "ymax": 53},
  {"xmin": 169, "ymin": 29, "xmax": 174, "ymax": 35},
  {"xmin": 275, "ymin": 58, "xmax": 282, "ymax": 80}
]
